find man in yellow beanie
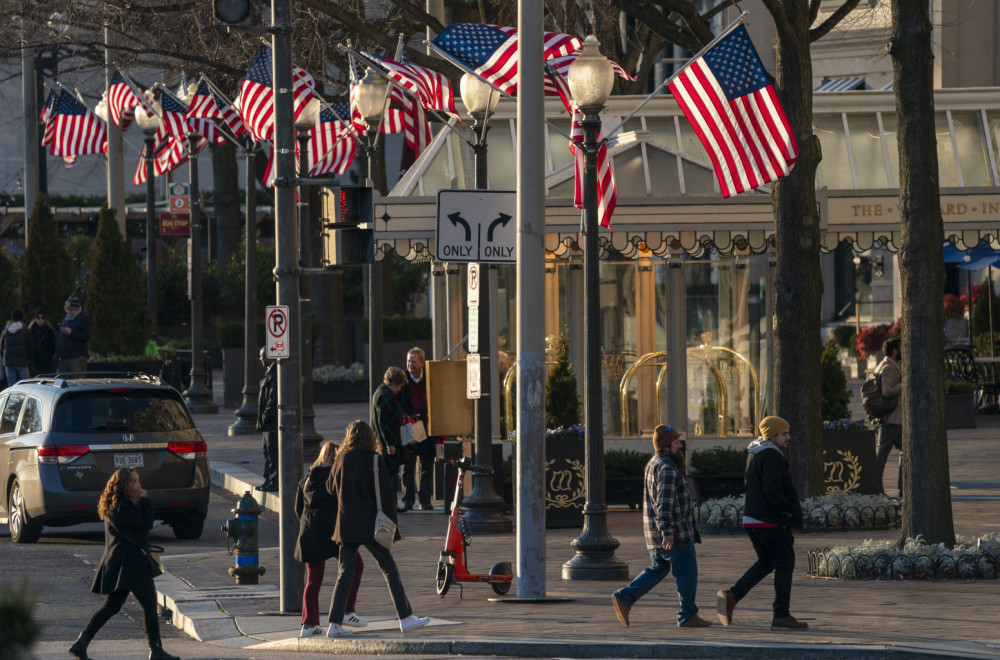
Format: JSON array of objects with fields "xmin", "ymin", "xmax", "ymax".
[
  {"xmin": 611, "ymin": 424, "xmax": 712, "ymax": 629},
  {"xmin": 716, "ymin": 416, "xmax": 808, "ymax": 631}
]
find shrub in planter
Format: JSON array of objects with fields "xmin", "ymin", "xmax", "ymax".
[
  {"xmin": 945, "ymin": 378, "xmax": 976, "ymax": 396},
  {"xmin": 689, "ymin": 446, "xmax": 747, "ymax": 475},
  {"xmin": 821, "ymin": 337, "xmax": 851, "ymax": 421},
  {"xmin": 832, "ymin": 324, "xmax": 856, "ymax": 351},
  {"xmin": 545, "ymin": 331, "xmax": 580, "ymax": 430}
]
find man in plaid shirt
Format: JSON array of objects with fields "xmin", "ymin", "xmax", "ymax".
[{"xmin": 611, "ymin": 425, "xmax": 711, "ymax": 628}]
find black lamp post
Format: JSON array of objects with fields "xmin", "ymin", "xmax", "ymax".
[
  {"xmin": 562, "ymin": 36, "xmax": 627, "ymax": 580},
  {"xmin": 229, "ymin": 144, "xmax": 260, "ymax": 435},
  {"xmin": 134, "ymin": 97, "xmax": 160, "ymax": 338},
  {"xmin": 457, "ymin": 73, "xmax": 510, "ymax": 535}
]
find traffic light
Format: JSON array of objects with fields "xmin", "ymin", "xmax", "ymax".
[
  {"xmin": 214, "ymin": 0, "xmax": 252, "ymax": 24},
  {"xmin": 321, "ymin": 186, "xmax": 374, "ymax": 266},
  {"xmin": 324, "ymin": 185, "xmax": 373, "ymax": 227}
]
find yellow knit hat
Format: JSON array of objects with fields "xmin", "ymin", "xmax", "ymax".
[{"xmin": 758, "ymin": 416, "xmax": 790, "ymax": 439}]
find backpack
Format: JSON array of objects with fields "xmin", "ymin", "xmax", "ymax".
[{"xmin": 860, "ymin": 369, "xmax": 895, "ymax": 420}]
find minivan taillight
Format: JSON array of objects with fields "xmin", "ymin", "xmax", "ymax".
[
  {"xmin": 37, "ymin": 445, "xmax": 90, "ymax": 464},
  {"xmin": 167, "ymin": 441, "xmax": 207, "ymax": 460}
]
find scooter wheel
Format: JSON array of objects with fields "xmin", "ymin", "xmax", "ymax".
[
  {"xmin": 490, "ymin": 562, "xmax": 512, "ymax": 595},
  {"xmin": 435, "ymin": 561, "xmax": 453, "ymax": 596}
]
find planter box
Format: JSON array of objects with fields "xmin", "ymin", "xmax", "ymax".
[
  {"xmin": 606, "ymin": 477, "xmax": 643, "ymax": 509},
  {"xmin": 822, "ymin": 429, "xmax": 879, "ymax": 494},
  {"xmin": 313, "ymin": 381, "xmax": 369, "ymax": 403},
  {"xmin": 945, "ymin": 393, "xmax": 977, "ymax": 429},
  {"xmin": 501, "ymin": 438, "xmax": 586, "ymax": 528},
  {"xmin": 690, "ymin": 474, "xmax": 744, "ymax": 501}
]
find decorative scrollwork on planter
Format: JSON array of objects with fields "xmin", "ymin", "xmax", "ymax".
[{"xmin": 807, "ymin": 548, "xmax": 1000, "ymax": 580}]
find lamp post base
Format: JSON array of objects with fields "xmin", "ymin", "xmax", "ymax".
[
  {"xmin": 460, "ymin": 496, "xmax": 512, "ymax": 536},
  {"xmin": 562, "ymin": 510, "xmax": 629, "ymax": 581},
  {"xmin": 183, "ymin": 383, "xmax": 219, "ymax": 415},
  {"xmin": 228, "ymin": 408, "xmax": 258, "ymax": 436}
]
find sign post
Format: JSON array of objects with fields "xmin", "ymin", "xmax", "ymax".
[{"xmin": 266, "ymin": 305, "xmax": 290, "ymax": 359}]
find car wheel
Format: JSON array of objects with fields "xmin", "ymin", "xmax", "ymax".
[
  {"xmin": 171, "ymin": 511, "xmax": 206, "ymax": 540},
  {"xmin": 9, "ymin": 479, "xmax": 42, "ymax": 544}
]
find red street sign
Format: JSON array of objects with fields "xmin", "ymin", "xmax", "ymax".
[{"xmin": 160, "ymin": 213, "xmax": 190, "ymax": 236}]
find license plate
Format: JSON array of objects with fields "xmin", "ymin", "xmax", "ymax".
[{"xmin": 114, "ymin": 453, "xmax": 144, "ymax": 468}]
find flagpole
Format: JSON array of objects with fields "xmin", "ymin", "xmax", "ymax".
[
  {"xmin": 603, "ymin": 11, "xmax": 747, "ymax": 141},
  {"xmin": 423, "ymin": 40, "xmax": 514, "ymax": 99}
]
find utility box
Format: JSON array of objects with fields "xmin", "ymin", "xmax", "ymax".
[
  {"xmin": 426, "ymin": 360, "xmax": 474, "ymax": 436},
  {"xmin": 320, "ymin": 186, "xmax": 374, "ymax": 266}
]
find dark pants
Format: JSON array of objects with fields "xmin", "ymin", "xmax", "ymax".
[
  {"xmin": 83, "ymin": 585, "xmax": 160, "ymax": 644},
  {"xmin": 59, "ymin": 356, "xmax": 88, "ymax": 373},
  {"xmin": 329, "ymin": 542, "xmax": 411, "ymax": 624},
  {"xmin": 401, "ymin": 439, "xmax": 435, "ymax": 507},
  {"xmin": 875, "ymin": 422, "xmax": 903, "ymax": 496},
  {"xmin": 730, "ymin": 526, "xmax": 796, "ymax": 619},
  {"xmin": 262, "ymin": 430, "xmax": 279, "ymax": 488},
  {"xmin": 302, "ymin": 554, "xmax": 363, "ymax": 627}
]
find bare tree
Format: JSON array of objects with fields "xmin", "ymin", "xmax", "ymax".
[{"xmin": 887, "ymin": 0, "xmax": 954, "ymax": 547}]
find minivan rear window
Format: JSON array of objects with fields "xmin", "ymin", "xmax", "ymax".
[{"xmin": 53, "ymin": 390, "xmax": 195, "ymax": 433}]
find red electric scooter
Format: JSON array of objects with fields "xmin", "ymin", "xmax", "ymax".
[{"xmin": 433, "ymin": 457, "xmax": 513, "ymax": 597}]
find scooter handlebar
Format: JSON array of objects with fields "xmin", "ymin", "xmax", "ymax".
[{"xmin": 434, "ymin": 457, "xmax": 493, "ymax": 475}]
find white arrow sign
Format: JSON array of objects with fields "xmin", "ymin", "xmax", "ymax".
[{"xmin": 436, "ymin": 190, "xmax": 517, "ymax": 264}]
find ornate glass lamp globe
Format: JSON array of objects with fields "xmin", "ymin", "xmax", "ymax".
[
  {"xmin": 94, "ymin": 93, "xmax": 109, "ymax": 123},
  {"xmin": 295, "ymin": 97, "xmax": 321, "ymax": 130},
  {"xmin": 460, "ymin": 73, "xmax": 499, "ymax": 120},
  {"xmin": 355, "ymin": 68, "xmax": 388, "ymax": 125},
  {"xmin": 566, "ymin": 35, "xmax": 614, "ymax": 111},
  {"xmin": 134, "ymin": 92, "xmax": 161, "ymax": 136}
]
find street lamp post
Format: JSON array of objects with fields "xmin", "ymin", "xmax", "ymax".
[
  {"xmin": 229, "ymin": 144, "xmax": 260, "ymax": 435},
  {"xmin": 355, "ymin": 68, "xmax": 387, "ymax": 396},
  {"xmin": 295, "ymin": 99, "xmax": 323, "ymax": 448},
  {"xmin": 457, "ymin": 74, "xmax": 510, "ymax": 535},
  {"xmin": 562, "ymin": 36, "xmax": 627, "ymax": 581},
  {"xmin": 134, "ymin": 98, "xmax": 161, "ymax": 338}
]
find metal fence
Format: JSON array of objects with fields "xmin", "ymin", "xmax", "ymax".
[
  {"xmin": 694, "ymin": 502, "xmax": 901, "ymax": 531},
  {"xmin": 807, "ymin": 547, "xmax": 1000, "ymax": 580}
]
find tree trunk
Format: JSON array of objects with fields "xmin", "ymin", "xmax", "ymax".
[
  {"xmin": 769, "ymin": 2, "xmax": 825, "ymax": 496},
  {"xmin": 889, "ymin": 0, "xmax": 955, "ymax": 547},
  {"xmin": 211, "ymin": 142, "xmax": 241, "ymax": 265}
]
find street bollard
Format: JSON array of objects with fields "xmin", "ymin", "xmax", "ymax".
[{"xmin": 221, "ymin": 491, "xmax": 267, "ymax": 584}]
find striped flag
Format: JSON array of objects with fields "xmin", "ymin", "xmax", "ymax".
[
  {"xmin": 186, "ymin": 80, "xmax": 248, "ymax": 137},
  {"xmin": 667, "ymin": 25, "xmax": 797, "ymax": 198},
  {"xmin": 431, "ymin": 23, "xmax": 581, "ymax": 95},
  {"xmin": 107, "ymin": 71, "xmax": 148, "ymax": 130},
  {"xmin": 238, "ymin": 45, "xmax": 317, "ymax": 142},
  {"xmin": 40, "ymin": 89, "xmax": 58, "ymax": 146},
  {"xmin": 155, "ymin": 87, "xmax": 191, "ymax": 142},
  {"xmin": 356, "ymin": 49, "xmax": 458, "ymax": 116},
  {"xmin": 308, "ymin": 107, "xmax": 355, "ymax": 175},
  {"xmin": 132, "ymin": 134, "xmax": 206, "ymax": 186},
  {"xmin": 47, "ymin": 88, "xmax": 107, "ymax": 158}
]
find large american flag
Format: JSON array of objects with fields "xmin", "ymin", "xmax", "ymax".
[
  {"xmin": 238, "ymin": 45, "xmax": 317, "ymax": 142},
  {"xmin": 133, "ymin": 134, "xmax": 206, "ymax": 186},
  {"xmin": 155, "ymin": 87, "xmax": 191, "ymax": 142},
  {"xmin": 357, "ymin": 49, "xmax": 457, "ymax": 117},
  {"xmin": 40, "ymin": 90, "xmax": 58, "ymax": 146},
  {"xmin": 308, "ymin": 107, "xmax": 355, "ymax": 176},
  {"xmin": 432, "ymin": 23, "xmax": 581, "ymax": 95},
  {"xmin": 107, "ymin": 71, "xmax": 149, "ymax": 130},
  {"xmin": 187, "ymin": 79, "xmax": 248, "ymax": 138},
  {"xmin": 668, "ymin": 25, "xmax": 797, "ymax": 198},
  {"xmin": 47, "ymin": 88, "xmax": 107, "ymax": 158}
]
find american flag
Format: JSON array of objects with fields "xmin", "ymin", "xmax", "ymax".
[
  {"xmin": 107, "ymin": 71, "xmax": 148, "ymax": 130},
  {"xmin": 40, "ymin": 89, "xmax": 58, "ymax": 146},
  {"xmin": 47, "ymin": 89, "xmax": 107, "ymax": 158},
  {"xmin": 308, "ymin": 107, "xmax": 355, "ymax": 175},
  {"xmin": 668, "ymin": 25, "xmax": 797, "ymax": 198},
  {"xmin": 186, "ymin": 80, "xmax": 248, "ymax": 137},
  {"xmin": 238, "ymin": 45, "xmax": 317, "ymax": 142},
  {"xmin": 155, "ymin": 87, "xmax": 191, "ymax": 142},
  {"xmin": 431, "ymin": 23, "xmax": 581, "ymax": 95},
  {"xmin": 357, "ymin": 49, "xmax": 458, "ymax": 116},
  {"xmin": 132, "ymin": 134, "xmax": 205, "ymax": 186}
]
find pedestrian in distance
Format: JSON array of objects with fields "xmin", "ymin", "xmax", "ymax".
[
  {"xmin": 28, "ymin": 306, "xmax": 57, "ymax": 376},
  {"xmin": 611, "ymin": 424, "xmax": 712, "ymax": 628},
  {"xmin": 324, "ymin": 420, "xmax": 429, "ymax": 638},
  {"xmin": 255, "ymin": 348, "xmax": 278, "ymax": 492},
  {"xmin": 716, "ymin": 415, "xmax": 808, "ymax": 631},
  {"xmin": 56, "ymin": 294, "xmax": 92, "ymax": 373},
  {"xmin": 371, "ymin": 366, "xmax": 407, "ymax": 508},
  {"xmin": 874, "ymin": 337, "xmax": 903, "ymax": 498},
  {"xmin": 399, "ymin": 346, "xmax": 436, "ymax": 511},
  {"xmin": 69, "ymin": 468, "xmax": 180, "ymax": 660},
  {"xmin": 1, "ymin": 309, "xmax": 33, "ymax": 386},
  {"xmin": 295, "ymin": 440, "xmax": 367, "ymax": 638}
]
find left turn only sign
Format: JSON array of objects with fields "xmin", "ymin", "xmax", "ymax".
[{"xmin": 265, "ymin": 305, "xmax": 290, "ymax": 359}]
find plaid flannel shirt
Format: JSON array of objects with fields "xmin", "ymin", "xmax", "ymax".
[{"xmin": 642, "ymin": 452, "xmax": 697, "ymax": 550}]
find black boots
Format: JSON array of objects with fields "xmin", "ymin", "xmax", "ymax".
[
  {"xmin": 148, "ymin": 640, "xmax": 180, "ymax": 660},
  {"xmin": 68, "ymin": 632, "xmax": 92, "ymax": 660}
]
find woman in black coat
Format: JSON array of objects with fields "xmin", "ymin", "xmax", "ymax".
[
  {"xmin": 324, "ymin": 420, "xmax": 429, "ymax": 638},
  {"xmin": 295, "ymin": 440, "xmax": 366, "ymax": 637},
  {"xmin": 69, "ymin": 468, "xmax": 179, "ymax": 660},
  {"xmin": 371, "ymin": 366, "xmax": 407, "ymax": 504},
  {"xmin": 1, "ymin": 309, "xmax": 33, "ymax": 385}
]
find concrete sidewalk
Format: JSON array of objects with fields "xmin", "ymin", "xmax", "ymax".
[{"xmin": 157, "ymin": 393, "xmax": 1000, "ymax": 659}]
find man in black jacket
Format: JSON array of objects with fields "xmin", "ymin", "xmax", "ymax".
[
  {"xmin": 716, "ymin": 416, "xmax": 808, "ymax": 631},
  {"xmin": 255, "ymin": 348, "xmax": 279, "ymax": 492}
]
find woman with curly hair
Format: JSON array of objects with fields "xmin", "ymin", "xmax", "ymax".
[
  {"xmin": 69, "ymin": 468, "xmax": 179, "ymax": 660},
  {"xmin": 324, "ymin": 420, "xmax": 429, "ymax": 638}
]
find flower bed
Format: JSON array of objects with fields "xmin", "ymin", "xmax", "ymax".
[
  {"xmin": 695, "ymin": 491, "xmax": 901, "ymax": 531},
  {"xmin": 808, "ymin": 534, "xmax": 1000, "ymax": 580}
]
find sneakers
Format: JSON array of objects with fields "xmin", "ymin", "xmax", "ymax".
[
  {"xmin": 771, "ymin": 616, "xmax": 809, "ymax": 630},
  {"xmin": 343, "ymin": 612, "xmax": 367, "ymax": 627},
  {"xmin": 399, "ymin": 615, "xmax": 430, "ymax": 633},
  {"xmin": 418, "ymin": 503, "xmax": 435, "ymax": 511},
  {"xmin": 299, "ymin": 624, "xmax": 323, "ymax": 638},
  {"xmin": 679, "ymin": 614, "xmax": 712, "ymax": 628},
  {"xmin": 716, "ymin": 589, "xmax": 737, "ymax": 626},
  {"xmin": 611, "ymin": 594, "xmax": 631, "ymax": 627},
  {"xmin": 326, "ymin": 623, "xmax": 353, "ymax": 638}
]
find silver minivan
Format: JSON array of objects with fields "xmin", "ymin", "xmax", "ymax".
[{"xmin": 0, "ymin": 374, "xmax": 210, "ymax": 543}]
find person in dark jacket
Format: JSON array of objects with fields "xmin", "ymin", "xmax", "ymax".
[
  {"xmin": 255, "ymin": 348, "xmax": 278, "ymax": 492},
  {"xmin": 371, "ymin": 366, "xmax": 407, "ymax": 507},
  {"xmin": 56, "ymin": 294, "xmax": 92, "ymax": 373},
  {"xmin": 324, "ymin": 420, "xmax": 429, "ymax": 638},
  {"xmin": 716, "ymin": 416, "xmax": 808, "ymax": 631},
  {"xmin": 69, "ymin": 468, "xmax": 180, "ymax": 660},
  {"xmin": 1, "ymin": 309, "xmax": 33, "ymax": 385},
  {"xmin": 295, "ymin": 440, "xmax": 366, "ymax": 637},
  {"xmin": 399, "ymin": 346, "xmax": 436, "ymax": 511},
  {"xmin": 28, "ymin": 306, "xmax": 56, "ymax": 376}
]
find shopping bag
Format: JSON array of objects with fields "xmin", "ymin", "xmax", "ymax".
[{"xmin": 400, "ymin": 416, "xmax": 426, "ymax": 445}]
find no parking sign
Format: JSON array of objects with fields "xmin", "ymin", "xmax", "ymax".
[{"xmin": 265, "ymin": 305, "xmax": 289, "ymax": 359}]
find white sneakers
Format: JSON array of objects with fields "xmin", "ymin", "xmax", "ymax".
[
  {"xmin": 343, "ymin": 612, "xmax": 367, "ymax": 627},
  {"xmin": 299, "ymin": 624, "xmax": 323, "ymax": 638},
  {"xmin": 399, "ymin": 615, "xmax": 430, "ymax": 634},
  {"xmin": 326, "ymin": 623, "xmax": 353, "ymax": 638}
]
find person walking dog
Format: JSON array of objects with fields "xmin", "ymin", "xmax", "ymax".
[
  {"xmin": 611, "ymin": 424, "xmax": 712, "ymax": 628},
  {"xmin": 69, "ymin": 468, "xmax": 179, "ymax": 660},
  {"xmin": 716, "ymin": 416, "xmax": 808, "ymax": 631},
  {"xmin": 295, "ymin": 440, "xmax": 367, "ymax": 637}
]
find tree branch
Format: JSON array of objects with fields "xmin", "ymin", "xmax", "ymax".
[{"xmin": 810, "ymin": 0, "xmax": 863, "ymax": 43}]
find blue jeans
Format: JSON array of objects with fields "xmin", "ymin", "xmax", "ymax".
[
  {"xmin": 613, "ymin": 541, "xmax": 699, "ymax": 624},
  {"xmin": 5, "ymin": 366, "xmax": 29, "ymax": 386}
]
